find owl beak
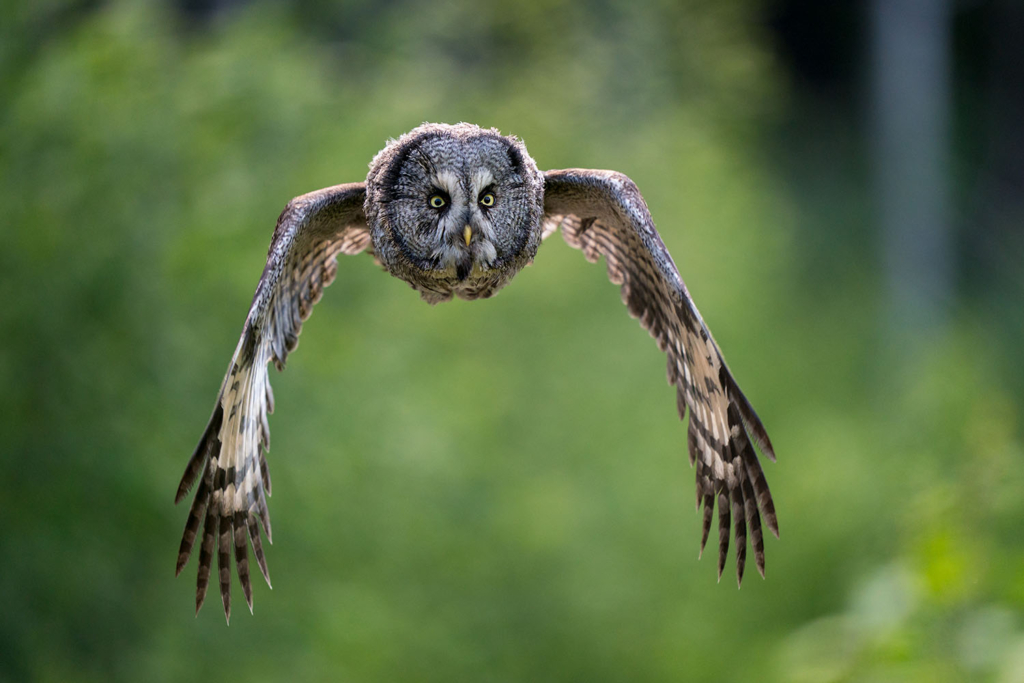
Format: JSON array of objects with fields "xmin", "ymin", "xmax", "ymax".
[{"xmin": 463, "ymin": 225, "xmax": 473, "ymax": 246}]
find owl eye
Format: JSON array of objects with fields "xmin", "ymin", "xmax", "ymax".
[
  {"xmin": 479, "ymin": 192, "xmax": 495, "ymax": 208},
  {"xmin": 428, "ymin": 194, "xmax": 447, "ymax": 209}
]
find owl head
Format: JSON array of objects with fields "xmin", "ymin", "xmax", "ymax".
[{"xmin": 365, "ymin": 123, "xmax": 545, "ymax": 286}]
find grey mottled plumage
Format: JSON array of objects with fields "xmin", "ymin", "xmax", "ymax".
[{"xmin": 174, "ymin": 122, "xmax": 779, "ymax": 622}]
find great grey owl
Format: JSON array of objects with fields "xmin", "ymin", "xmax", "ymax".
[{"xmin": 174, "ymin": 122, "xmax": 779, "ymax": 622}]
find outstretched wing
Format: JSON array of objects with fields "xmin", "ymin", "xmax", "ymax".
[
  {"xmin": 542, "ymin": 169, "xmax": 778, "ymax": 584},
  {"xmin": 174, "ymin": 183, "xmax": 372, "ymax": 622}
]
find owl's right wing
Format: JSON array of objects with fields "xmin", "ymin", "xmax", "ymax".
[
  {"xmin": 173, "ymin": 183, "xmax": 372, "ymax": 623},
  {"xmin": 542, "ymin": 169, "xmax": 778, "ymax": 584}
]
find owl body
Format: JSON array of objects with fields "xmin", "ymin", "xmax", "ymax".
[{"xmin": 175, "ymin": 122, "xmax": 780, "ymax": 623}]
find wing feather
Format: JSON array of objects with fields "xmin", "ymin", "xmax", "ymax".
[
  {"xmin": 174, "ymin": 183, "xmax": 371, "ymax": 621},
  {"xmin": 543, "ymin": 169, "xmax": 778, "ymax": 583}
]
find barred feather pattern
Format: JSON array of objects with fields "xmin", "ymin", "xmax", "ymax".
[
  {"xmin": 174, "ymin": 183, "xmax": 371, "ymax": 622},
  {"xmin": 543, "ymin": 169, "xmax": 779, "ymax": 584}
]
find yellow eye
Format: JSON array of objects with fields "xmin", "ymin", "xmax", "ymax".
[
  {"xmin": 429, "ymin": 194, "xmax": 446, "ymax": 209},
  {"xmin": 479, "ymin": 192, "xmax": 495, "ymax": 207}
]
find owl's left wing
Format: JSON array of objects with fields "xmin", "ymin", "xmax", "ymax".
[
  {"xmin": 542, "ymin": 169, "xmax": 778, "ymax": 583},
  {"xmin": 174, "ymin": 183, "xmax": 371, "ymax": 622}
]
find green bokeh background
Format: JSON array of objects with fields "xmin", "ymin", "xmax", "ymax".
[{"xmin": 2, "ymin": 1, "xmax": 1022, "ymax": 681}]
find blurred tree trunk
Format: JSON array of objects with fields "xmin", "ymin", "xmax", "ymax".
[{"xmin": 871, "ymin": 0, "xmax": 953, "ymax": 342}]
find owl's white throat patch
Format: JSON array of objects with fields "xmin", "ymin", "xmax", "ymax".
[{"xmin": 474, "ymin": 238, "xmax": 498, "ymax": 264}]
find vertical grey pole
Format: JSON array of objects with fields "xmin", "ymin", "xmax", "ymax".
[{"xmin": 871, "ymin": 0, "xmax": 952, "ymax": 341}]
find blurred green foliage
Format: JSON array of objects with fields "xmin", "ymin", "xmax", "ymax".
[{"xmin": 1, "ymin": 1, "xmax": 1022, "ymax": 681}]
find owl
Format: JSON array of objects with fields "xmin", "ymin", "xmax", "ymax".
[{"xmin": 174, "ymin": 122, "xmax": 779, "ymax": 622}]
